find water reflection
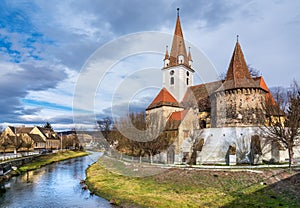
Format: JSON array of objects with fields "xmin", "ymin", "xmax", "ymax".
[{"xmin": 0, "ymin": 152, "xmax": 111, "ymax": 208}]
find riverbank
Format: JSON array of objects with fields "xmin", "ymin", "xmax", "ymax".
[
  {"xmin": 86, "ymin": 156, "xmax": 300, "ymax": 208},
  {"xmin": 0, "ymin": 151, "xmax": 111, "ymax": 207},
  {"xmin": 0, "ymin": 151, "xmax": 88, "ymax": 183},
  {"xmin": 18, "ymin": 150, "xmax": 88, "ymax": 172}
]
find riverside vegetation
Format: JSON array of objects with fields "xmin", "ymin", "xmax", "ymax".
[
  {"xmin": 86, "ymin": 156, "xmax": 300, "ymax": 208},
  {"xmin": 18, "ymin": 150, "xmax": 88, "ymax": 173}
]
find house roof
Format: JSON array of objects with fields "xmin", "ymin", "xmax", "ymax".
[
  {"xmin": 146, "ymin": 88, "xmax": 180, "ymax": 110},
  {"xmin": 36, "ymin": 127, "xmax": 61, "ymax": 140},
  {"xmin": 28, "ymin": 134, "xmax": 45, "ymax": 143},
  {"xmin": 8, "ymin": 126, "xmax": 34, "ymax": 134},
  {"xmin": 217, "ymin": 40, "xmax": 259, "ymax": 91}
]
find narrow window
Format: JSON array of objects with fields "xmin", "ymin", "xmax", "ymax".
[
  {"xmin": 170, "ymin": 77, "xmax": 174, "ymax": 85},
  {"xmin": 186, "ymin": 71, "xmax": 189, "ymax": 76},
  {"xmin": 186, "ymin": 78, "xmax": 189, "ymax": 85}
]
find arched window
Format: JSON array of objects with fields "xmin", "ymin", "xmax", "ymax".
[
  {"xmin": 186, "ymin": 78, "xmax": 189, "ymax": 85},
  {"xmin": 170, "ymin": 77, "xmax": 174, "ymax": 85},
  {"xmin": 186, "ymin": 71, "xmax": 189, "ymax": 76}
]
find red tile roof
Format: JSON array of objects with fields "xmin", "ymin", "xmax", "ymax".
[
  {"xmin": 147, "ymin": 88, "xmax": 179, "ymax": 110},
  {"xmin": 254, "ymin": 76, "xmax": 269, "ymax": 92},
  {"xmin": 254, "ymin": 76, "xmax": 284, "ymax": 115},
  {"xmin": 168, "ymin": 109, "xmax": 189, "ymax": 121},
  {"xmin": 218, "ymin": 41, "xmax": 258, "ymax": 91},
  {"xmin": 165, "ymin": 109, "xmax": 189, "ymax": 130}
]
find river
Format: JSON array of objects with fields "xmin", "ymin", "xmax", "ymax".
[{"xmin": 0, "ymin": 152, "xmax": 112, "ymax": 208}]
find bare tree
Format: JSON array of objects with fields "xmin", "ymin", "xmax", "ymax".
[
  {"xmin": 0, "ymin": 134, "xmax": 12, "ymax": 157},
  {"xmin": 10, "ymin": 134, "xmax": 24, "ymax": 155},
  {"xmin": 248, "ymin": 65, "xmax": 261, "ymax": 78},
  {"xmin": 218, "ymin": 64, "xmax": 261, "ymax": 80},
  {"xmin": 188, "ymin": 130, "xmax": 204, "ymax": 165},
  {"xmin": 110, "ymin": 111, "xmax": 170, "ymax": 164},
  {"xmin": 263, "ymin": 81, "xmax": 300, "ymax": 169},
  {"xmin": 97, "ymin": 117, "xmax": 113, "ymax": 147},
  {"xmin": 23, "ymin": 138, "xmax": 33, "ymax": 156}
]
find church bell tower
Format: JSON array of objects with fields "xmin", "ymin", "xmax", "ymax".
[{"xmin": 162, "ymin": 8, "xmax": 194, "ymax": 102}]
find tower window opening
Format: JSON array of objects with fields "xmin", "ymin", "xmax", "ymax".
[
  {"xmin": 186, "ymin": 78, "xmax": 189, "ymax": 85},
  {"xmin": 186, "ymin": 71, "xmax": 189, "ymax": 76},
  {"xmin": 170, "ymin": 77, "xmax": 174, "ymax": 85}
]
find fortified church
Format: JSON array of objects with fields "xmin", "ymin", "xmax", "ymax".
[{"xmin": 145, "ymin": 9, "xmax": 292, "ymax": 165}]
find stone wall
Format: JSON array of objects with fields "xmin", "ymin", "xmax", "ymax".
[
  {"xmin": 212, "ymin": 88, "xmax": 266, "ymax": 127},
  {"xmin": 0, "ymin": 155, "xmax": 38, "ymax": 175}
]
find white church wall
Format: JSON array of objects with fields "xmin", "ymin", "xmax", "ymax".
[
  {"xmin": 162, "ymin": 65, "xmax": 193, "ymax": 102},
  {"xmin": 196, "ymin": 127, "xmax": 263, "ymax": 164}
]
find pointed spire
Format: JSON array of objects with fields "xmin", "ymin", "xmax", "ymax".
[
  {"xmin": 168, "ymin": 8, "xmax": 189, "ymax": 67},
  {"xmin": 188, "ymin": 46, "xmax": 192, "ymax": 62},
  {"xmin": 220, "ymin": 38, "xmax": 257, "ymax": 90},
  {"xmin": 164, "ymin": 45, "xmax": 169, "ymax": 60}
]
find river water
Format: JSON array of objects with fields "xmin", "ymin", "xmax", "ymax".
[{"xmin": 0, "ymin": 152, "xmax": 111, "ymax": 208}]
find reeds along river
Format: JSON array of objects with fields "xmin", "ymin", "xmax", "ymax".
[{"xmin": 0, "ymin": 152, "xmax": 111, "ymax": 208}]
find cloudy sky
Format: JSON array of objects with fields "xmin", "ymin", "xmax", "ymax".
[{"xmin": 0, "ymin": 0, "xmax": 299, "ymax": 130}]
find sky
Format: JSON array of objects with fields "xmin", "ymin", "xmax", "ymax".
[{"xmin": 0, "ymin": 0, "xmax": 299, "ymax": 131}]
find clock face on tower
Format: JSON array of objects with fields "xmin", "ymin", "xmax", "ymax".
[{"xmin": 170, "ymin": 70, "xmax": 174, "ymax": 75}]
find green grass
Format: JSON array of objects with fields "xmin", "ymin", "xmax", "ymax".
[
  {"xmin": 18, "ymin": 150, "xmax": 88, "ymax": 172},
  {"xmin": 86, "ymin": 156, "xmax": 300, "ymax": 208}
]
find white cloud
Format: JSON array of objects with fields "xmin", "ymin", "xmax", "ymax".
[{"xmin": 1, "ymin": 0, "xmax": 300, "ymax": 129}]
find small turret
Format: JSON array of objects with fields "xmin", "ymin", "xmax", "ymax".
[
  {"xmin": 188, "ymin": 47, "xmax": 192, "ymax": 67},
  {"xmin": 164, "ymin": 45, "xmax": 170, "ymax": 68}
]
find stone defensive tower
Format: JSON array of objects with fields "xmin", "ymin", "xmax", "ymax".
[{"xmin": 212, "ymin": 38, "xmax": 267, "ymax": 127}]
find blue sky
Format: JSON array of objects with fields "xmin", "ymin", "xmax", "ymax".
[{"xmin": 0, "ymin": 0, "xmax": 299, "ymax": 130}]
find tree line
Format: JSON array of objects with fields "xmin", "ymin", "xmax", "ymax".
[{"xmin": 97, "ymin": 112, "xmax": 174, "ymax": 164}]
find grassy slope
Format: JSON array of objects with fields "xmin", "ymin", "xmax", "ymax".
[
  {"xmin": 19, "ymin": 151, "xmax": 88, "ymax": 172},
  {"xmin": 86, "ymin": 156, "xmax": 300, "ymax": 208}
]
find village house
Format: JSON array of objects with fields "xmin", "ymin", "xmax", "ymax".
[
  {"xmin": 0, "ymin": 126, "xmax": 61, "ymax": 154},
  {"xmin": 146, "ymin": 10, "xmax": 300, "ymax": 165}
]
